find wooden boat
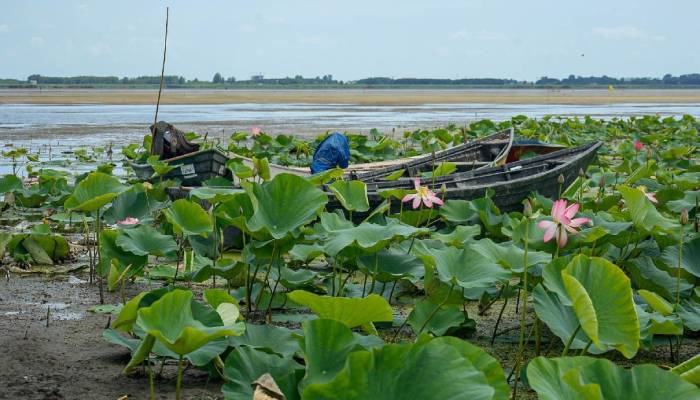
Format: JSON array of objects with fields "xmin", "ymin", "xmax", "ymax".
[
  {"xmin": 350, "ymin": 128, "xmax": 513, "ymax": 182},
  {"xmin": 130, "ymin": 148, "xmax": 231, "ymax": 186},
  {"xmin": 231, "ymin": 128, "xmax": 515, "ymax": 179},
  {"xmin": 339, "ymin": 141, "xmax": 603, "ymax": 212}
]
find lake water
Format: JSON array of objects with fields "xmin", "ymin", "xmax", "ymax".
[{"xmin": 1, "ymin": 101, "xmax": 700, "ymax": 175}]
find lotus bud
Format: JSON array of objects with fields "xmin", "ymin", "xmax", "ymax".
[
  {"xmin": 646, "ymin": 148, "xmax": 653, "ymax": 159},
  {"xmin": 598, "ymin": 174, "xmax": 605, "ymax": 188},
  {"xmin": 680, "ymin": 209, "xmax": 689, "ymax": 226},
  {"xmin": 523, "ymin": 198, "xmax": 533, "ymax": 217},
  {"xmin": 557, "ymin": 174, "xmax": 565, "ymax": 185},
  {"xmin": 578, "ymin": 168, "xmax": 586, "ymax": 178},
  {"xmin": 440, "ymin": 183, "xmax": 447, "ymax": 196}
]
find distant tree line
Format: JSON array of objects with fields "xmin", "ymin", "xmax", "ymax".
[
  {"xmin": 356, "ymin": 77, "xmax": 518, "ymax": 85},
  {"xmin": 4, "ymin": 73, "xmax": 700, "ymax": 87},
  {"xmin": 535, "ymin": 73, "xmax": 700, "ymax": 86}
]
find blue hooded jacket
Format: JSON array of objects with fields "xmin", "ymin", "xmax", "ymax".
[{"xmin": 310, "ymin": 132, "xmax": 350, "ymax": 174}]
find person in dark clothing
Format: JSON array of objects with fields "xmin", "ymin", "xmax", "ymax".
[{"xmin": 310, "ymin": 132, "xmax": 350, "ymax": 174}]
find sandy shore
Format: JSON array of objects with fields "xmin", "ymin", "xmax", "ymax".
[{"xmin": 2, "ymin": 88, "xmax": 700, "ymax": 105}]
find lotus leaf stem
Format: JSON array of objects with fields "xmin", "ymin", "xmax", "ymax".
[{"xmin": 561, "ymin": 324, "xmax": 581, "ymax": 357}]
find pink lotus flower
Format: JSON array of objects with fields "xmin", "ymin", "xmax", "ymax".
[
  {"xmin": 537, "ymin": 199, "xmax": 591, "ymax": 248},
  {"xmin": 639, "ymin": 186, "xmax": 658, "ymax": 204},
  {"xmin": 634, "ymin": 139, "xmax": 643, "ymax": 151},
  {"xmin": 251, "ymin": 126, "xmax": 262, "ymax": 137},
  {"xmin": 117, "ymin": 217, "xmax": 140, "ymax": 225},
  {"xmin": 402, "ymin": 178, "xmax": 444, "ymax": 209}
]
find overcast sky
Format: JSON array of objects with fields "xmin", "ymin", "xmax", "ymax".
[{"xmin": 1, "ymin": 0, "xmax": 698, "ymax": 81}]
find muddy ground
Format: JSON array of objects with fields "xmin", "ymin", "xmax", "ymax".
[
  {"xmin": 1, "ymin": 273, "xmax": 698, "ymax": 400},
  {"xmin": 0, "ymin": 274, "xmax": 221, "ymax": 400}
]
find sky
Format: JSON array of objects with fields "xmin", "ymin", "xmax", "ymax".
[{"xmin": 1, "ymin": 0, "xmax": 698, "ymax": 82}]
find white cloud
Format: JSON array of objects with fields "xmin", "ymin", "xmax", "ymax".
[
  {"xmin": 0, "ymin": 24, "xmax": 9, "ymax": 33},
  {"xmin": 29, "ymin": 36, "xmax": 45, "ymax": 46},
  {"xmin": 88, "ymin": 42, "xmax": 111, "ymax": 56},
  {"xmin": 592, "ymin": 25, "xmax": 663, "ymax": 41},
  {"xmin": 451, "ymin": 29, "xmax": 509, "ymax": 41}
]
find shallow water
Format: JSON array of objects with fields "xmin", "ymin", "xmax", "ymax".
[{"xmin": 1, "ymin": 102, "xmax": 700, "ymax": 175}]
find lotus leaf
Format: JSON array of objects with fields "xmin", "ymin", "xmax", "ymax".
[
  {"xmin": 417, "ymin": 246, "xmax": 510, "ymax": 290},
  {"xmin": 163, "ymin": 199, "xmax": 213, "ymax": 237},
  {"xmin": 245, "ymin": 173, "xmax": 327, "ymax": 239},
  {"xmin": 526, "ymin": 356, "xmax": 700, "ymax": 400},
  {"xmin": 287, "ymin": 290, "xmax": 392, "ymax": 332},
  {"xmin": 662, "ymin": 236, "xmax": 700, "ymax": 278},
  {"xmin": 328, "ymin": 180, "xmax": 369, "ymax": 212},
  {"xmin": 115, "ymin": 224, "xmax": 177, "ymax": 257},
  {"xmin": 618, "ymin": 185, "xmax": 677, "ymax": 233},
  {"xmin": 64, "ymin": 172, "xmax": 125, "ymax": 212},
  {"xmin": 303, "ymin": 336, "xmax": 505, "ymax": 400},
  {"xmin": 135, "ymin": 289, "xmax": 244, "ymax": 356},
  {"xmin": 561, "ymin": 255, "xmax": 640, "ymax": 358},
  {"xmin": 222, "ymin": 346, "xmax": 304, "ymax": 400},
  {"xmin": 357, "ymin": 248, "xmax": 424, "ymax": 283},
  {"xmin": 299, "ymin": 319, "xmax": 374, "ymax": 388},
  {"xmin": 229, "ymin": 323, "xmax": 301, "ymax": 357},
  {"xmin": 321, "ymin": 216, "xmax": 427, "ymax": 256},
  {"xmin": 407, "ymin": 300, "xmax": 472, "ymax": 336},
  {"xmin": 671, "ymin": 352, "xmax": 700, "ymax": 385}
]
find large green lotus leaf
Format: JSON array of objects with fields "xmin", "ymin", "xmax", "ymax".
[
  {"xmin": 189, "ymin": 186, "xmax": 244, "ymax": 204},
  {"xmin": 671, "ymin": 352, "xmax": 700, "ymax": 385},
  {"xmin": 432, "ymin": 225, "xmax": 481, "ymax": 247},
  {"xmin": 417, "ymin": 246, "xmax": 510, "ymax": 290},
  {"xmin": 527, "ymin": 356, "xmax": 700, "ymax": 400},
  {"xmin": 533, "ymin": 284, "xmax": 591, "ymax": 351},
  {"xmin": 678, "ymin": 299, "xmax": 700, "ymax": 331},
  {"xmin": 0, "ymin": 174, "xmax": 22, "ymax": 193},
  {"xmin": 64, "ymin": 172, "xmax": 125, "ymax": 212},
  {"xmin": 31, "ymin": 234, "xmax": 69, "ymax": 261},
  {"xmin": 112, "ymin": 291, "xmax": 148, "ymax": 332},
  {"xmin": 468, "ymin": 238, "xmax": 551, "ymax": 273},
  {"xmin": 115, "ymin": 224, "xmax": 177, "ymax": 257},
  {"xmin": 439, "ymin": 199, "xmax": 477, "ymax": 224},
  {"xmin": 245, "ymin": 173, "xmax": 327, "ymax": 239},
  {"xmin": 618, "ymin": 185, "xmax": 678, "ymax": 233},
  {"xmin": 135, "ymin": 289, "xmax": 244, "ymax": 356},
  {"xmin": 229, "ymin": 323, "xmax": 301, "ymax": 358},
  {"xmin": 222, "ymin": 346, "xmax": 304, "ymax": 400},
  {"xmin": 662, "ymin": 236, "xmax": 700, "ymax": 278},
  {"xmin": 407, "ymin": 300, "xmax": 472, "ymax": 337},
  {"xmin": 667, "ymin": 189, "xmax": 700, "ymax": 213},
  {"xmin": 302, "ymin": 336, "xmax": 500, "ymax": 400},
  {"xmin": 299, "ymin": 319, "xmax": 371, "ymax": 389},
  {"xmin": 203, "ymin": 288, "xmax": 238, "ymax": 309},
  {"xmin": 626, "ymin": 256, "xmax": 693, "ymax": 300},
  {"xmin": 289, "ymin": 243, "xmax": 325, "ymax": 262},
  {"xmin": 103, "ymin": 185, "xmax": 165, "ymax": 224},
  {"xmin": 328, "ymin": 180, "xmax": 369, "ymax": 212},
  {"xmin": 637, "ymin": 289, "xmax": 674, "ymax": 316},
  {"xmin": 562, "ymin": 255, "xmax": 640, "ymax": 358},
  {"xmin": 162, "ymin": 199, "xmax": 213, "ymax": 237},
  {"xmin": 287, "ymin": 290, "xmax": 393, "ymax": 330},
  {"xmin": 0, "ymin": 233, "xmax": 12, "ymax": 258},
  {"xmin": 321, "ymin": 217, "xmax": 427, "ymax": 256},
  {"xmin": 357, "ymin": 248, "xmax": 424, "ymax": 283},
  {"xmin": 99, "ymin": 229, "xmax": 147, "ymax": 278},
  {"xmin": 306, "ymin": 167, "xmax": 344, "ymax": 186},
  {"xmin": 437, "ymin": 336, "xmax": 509, "ymax": 400},
  {"xmin": 21, "ymin": 237, "xmax": 54, "ymax": 265},
  {"xmin": 271, "ymin": 266, "xmax": 318, "ymax": 289},
  {"xmin": 318, "ymin": 210, "xmax": 355, "ymax": 231}
]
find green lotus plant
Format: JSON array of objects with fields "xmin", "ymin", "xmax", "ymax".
[
  {"xmin": 527, "ymin": 356, "xmax": 700, "ymax": 399},
  {"xmin": 123, "ymin": 289, "xmax": 244, "ymax": 399}
]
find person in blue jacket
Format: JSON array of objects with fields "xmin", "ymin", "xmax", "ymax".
[{"xmin": 310, "ymin": 132, "xmax": 350, "ymax": 174}]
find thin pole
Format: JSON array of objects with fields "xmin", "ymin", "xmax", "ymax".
[{"xmin": 150, "ymin": 7, "xmax": 169, "ymax": 154}]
